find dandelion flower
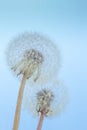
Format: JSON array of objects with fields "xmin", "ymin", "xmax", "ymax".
[
  {"xmin": 24, "ymin": 81, "xmax": 68, "ymax": 130},
  {"xmin": 6, "ymin": 32, "xmax": 60, "ymax": 130},
  {"xmin": 7, "ymin": 32, "xmax": 60, "ymax": 83}
]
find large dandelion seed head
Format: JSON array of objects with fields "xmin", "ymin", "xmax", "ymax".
[
  {"xmin": 24, "ymin": 81, "xmax": 68, "ymax": 117},
  {"xmin": 6, "ymin": 32, "xmax": 60, "ymax": 83}
]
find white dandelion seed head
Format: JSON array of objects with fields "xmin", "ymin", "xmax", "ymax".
[
  {"xmin": 6, "ymin": 32, "xmax": 61, "ymax": 83},
  {"xmin": 23, "ymin": 80, "xmax": 68, "ymax": 117}
]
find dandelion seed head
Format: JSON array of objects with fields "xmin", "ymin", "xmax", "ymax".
[
  {"xmin": 36, "ymin": 89, "xmax": 54, "ymax": 115},
  {"xmin": 23, "ymin": 80, "xmax": 68, "ymax": 117},
  {"xmin": 6, "ymin": 32, "xmax": 60, "ymax": 83}
]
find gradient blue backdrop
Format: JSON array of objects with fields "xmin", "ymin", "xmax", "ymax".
[{"xmin": 0, "ymin": 0, "xmax": 87, "ymax": 130}]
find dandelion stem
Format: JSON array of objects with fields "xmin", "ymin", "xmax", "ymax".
[
  {"xmin": 37, "ymin": 113, "xmax": 44, "ymax": 130},
  {"xmin": 13, "ymin": 73, "xmax": 27, "ymax": 130}
]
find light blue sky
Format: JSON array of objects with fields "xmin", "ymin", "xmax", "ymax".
[{"xmin": 0, "ymin": 0, "xmax": 87, "ymax": 130}]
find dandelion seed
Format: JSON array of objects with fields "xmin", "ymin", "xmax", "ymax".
[
  {"xmin": 24, "ymin": 81, "xmax": 68, "ymax": 130},
  {"xmin": 6, "ymin": 32, "xmax": 60, "ymax": 130}
]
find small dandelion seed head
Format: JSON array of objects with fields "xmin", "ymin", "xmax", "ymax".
[
  {"xmin": 23, "ymin": 80, "xmax": 68, "ymax": 117},
  {"xmin": 36, "ymin": 89, "xmax": 54, "ymax": 115}
]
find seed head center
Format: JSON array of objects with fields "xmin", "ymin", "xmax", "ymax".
[
  {"xmin": 24, "ymin": 49, "xmax": 44, "ymax": 64},
  {"xmin": 36, "ymin": 89, "xmax": 54, "ymax": 115}
]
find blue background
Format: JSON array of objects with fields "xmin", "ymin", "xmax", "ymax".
[{"xmin": 0, "ymin": 0, "xmax": 87, "ymax": 130}]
